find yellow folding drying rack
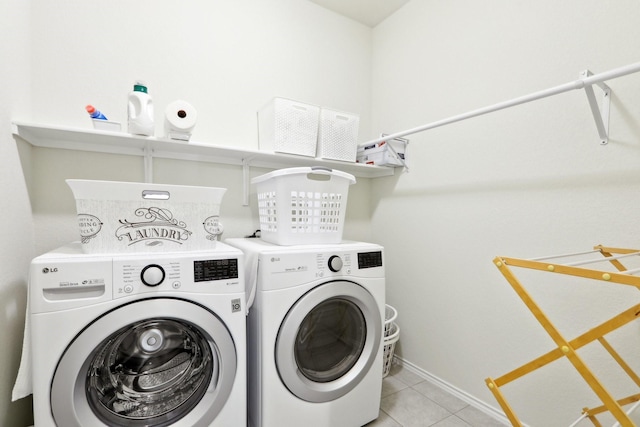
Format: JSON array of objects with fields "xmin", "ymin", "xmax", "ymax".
[{"xmin": 486, "ymin": 245, "xmax": 640, "ymax": 426}]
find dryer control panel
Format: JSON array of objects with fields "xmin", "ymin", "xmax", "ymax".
[
  {"xmin": 255, "ymin": 243, "xmax": 385, "ymax": 291},
  {"xmin": 318, "ymin": 251, "xmax": 383, "ymax": 273},
  {"xmin": 357, "ymin": 251, "xmax": 383, "ymax": 269}
]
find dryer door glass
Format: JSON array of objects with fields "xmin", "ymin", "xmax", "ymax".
[
  {"xmin": 86, "ymin": 319, "xmax": 214, "ymax": 426},
  {"xmin": 295, "ymin": 298, "xmax": 366, "ymax": 382},
  {"xmin": 275, "ymin": 280, "xmax": 382, "ymax": 403}
]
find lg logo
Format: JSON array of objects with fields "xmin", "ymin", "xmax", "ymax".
[{"xmin": 42, "ymin": 267, "xmax": 59, "ymax": 274}]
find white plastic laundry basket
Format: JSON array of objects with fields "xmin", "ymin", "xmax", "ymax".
[
  {"xmin": 384, "ymin": 304, "xmax": 398, "ymax": 335},
  {"xmin": 383, "ymin": 304, "xmax": 400, "ymax": 377},
  {"xmin": 253, "ymin": 167, "xmax": 356, "ymax": 245}
]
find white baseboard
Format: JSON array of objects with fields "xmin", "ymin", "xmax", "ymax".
[{"xmin": 392, "ymin": 356, "xmax": 525, "ymax": 426}]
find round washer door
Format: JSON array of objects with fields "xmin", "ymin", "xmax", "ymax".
[
  {"xmin": 275, "ymin": 280, "xmax": 382, "ymax": 403},
  {"xmin": 51, "ymin": 298, "xmax": 237, "ymax": 427}
]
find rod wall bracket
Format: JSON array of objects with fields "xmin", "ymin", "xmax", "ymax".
[
  {"xmin": 581, "ymin": 70, "xmax": 611, "ymax": 145},
  {"xmin": 242, "ymin": 159, "xmax": 250, "ymax": 206},
  {"xmin": 143, "ymin": 142, "xmax": 153, "ymax": 183}
]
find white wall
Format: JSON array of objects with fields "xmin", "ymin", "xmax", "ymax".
[
  {"xmin": 24, "ymin": 0, "xmax": 374, "ymax": 254},
  {"xmin": 28, "ymin": 0, "xmax": 372, "ymax": 148},
  {"xmin": 12, "ymin": 1, "xmax": 640, "ymax": 425},
  {"xmin": 5, "ymin": 1, "xmax": 373, "ymax": 426},
  {"xmin": 372, "ymin": 1, "xmax": 640, "ymax": 425},
  {"xmin": 0, "ymin": 0, "xmax": 35, "ymax": 425}
]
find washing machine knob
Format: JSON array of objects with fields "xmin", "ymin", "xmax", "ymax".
[
  {"xmin": 328, "ymin": 255, "xmax": 343, "ymax": 272},
  {"xmin": 141, "ymin": 264, "xmax": 165, "ymax": 287}
]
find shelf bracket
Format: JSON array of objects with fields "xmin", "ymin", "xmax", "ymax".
[
  {"xmin": 242, "ymin": 159, "xmax": 250, "ymax": 206},
  {"xmin": 143, "ymin": 142, "xmax": 153, "ymax": 183},
  {"xmin": 581, "ymin": 70, "xmax": 611, "ymax": 145}
]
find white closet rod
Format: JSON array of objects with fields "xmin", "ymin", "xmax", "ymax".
[{"xmin": 360, "ymin": 61, "xmax": 640, "ymax": 147}]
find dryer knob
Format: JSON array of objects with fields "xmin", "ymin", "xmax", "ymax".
[
  {"xmin": 328, "ymin": 255, "xmax": 343, "ymax": 272},
  {"xmin": 141, "ymin": 264, "xmax": 165, "ymax": 287}
]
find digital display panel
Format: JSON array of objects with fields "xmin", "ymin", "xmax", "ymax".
[
  {"xmin": 357, "ymin": 251, "xmax": 383, "ymax": 269},
  {"xmin": 194, "ymin": 258, "xmax": 239, "ymax": 282}
]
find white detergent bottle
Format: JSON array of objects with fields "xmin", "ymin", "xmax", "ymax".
[{"xmin": 128, "ymin": 81, "xmax": 154, "ymax": 136}]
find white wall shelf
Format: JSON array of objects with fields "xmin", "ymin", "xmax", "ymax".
[
  {"xmin": 12, "ymin": 122, "xmax": 395, "ymax": 205},
  {"xmin": 12, "ymin": 122, "xmax": 394, "ymax": 178}
]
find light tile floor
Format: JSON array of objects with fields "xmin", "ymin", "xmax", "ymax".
[{"xmin": 366, "ymin": 363, "xmax": 508, "ymax": 427}]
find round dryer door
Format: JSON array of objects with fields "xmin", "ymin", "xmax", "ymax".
[
  {"xmin": 275, "ymin": 280, "xmax": 382, "ymax": 403},
  {"xmin": 50, "ymin": 298, "xmax": 237, "ymax": 427}
]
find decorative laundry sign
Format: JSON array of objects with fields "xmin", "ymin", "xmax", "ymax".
[
  {"xmin": 203, "ymin": 215, "xmax": 224, "ymax": 241},
  {"xmin": 77, "ymin": 214, "xmax": 103, "ymax": 244},
  {"xmin": 115, "ymin": 207, "xmax": 193, "ymax": 246},
  {"xmin": 67, "ymin": 180, "xmax": 226, "ymax": 254}
]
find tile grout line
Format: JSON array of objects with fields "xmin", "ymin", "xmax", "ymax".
[{"xmin": 381, "ymin": 364, "xmax": 503, "ymax": 427}]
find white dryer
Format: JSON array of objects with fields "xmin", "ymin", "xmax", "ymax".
[
  {"xmin": 29, "ymin": 242, "xmax": 246, "ymax": 427},
  {"xmin": 226, "ymin": 238, "xmax": 385, "ymax": 427}
]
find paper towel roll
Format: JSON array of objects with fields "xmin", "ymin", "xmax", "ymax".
[{"xmin": 164, "ymin": 100, "xmax": 197, "ymax": 141}]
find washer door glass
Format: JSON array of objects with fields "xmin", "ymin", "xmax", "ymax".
[
  {"xmin": 276, "ymin": 281, "xmax": 382, "ymax": 403},
  {"xmin": 51, "ymin": 298, "xmax": 237, "ymax": 427},
  {"xmin": 86, "ymin": 319, "xmax": 213, "ymax": 425},
  {"xmin": 295, "ymin": 298, "xmax": 366, "ymax": 383}
]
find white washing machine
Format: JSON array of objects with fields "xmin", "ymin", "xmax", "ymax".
[
  {"xmin": 29, "ymin": 242, "xmax": 246, "ymax": 427},
  {"xmin": 226, "ymin": 238, "xmax": 385, "ymax": 427}
]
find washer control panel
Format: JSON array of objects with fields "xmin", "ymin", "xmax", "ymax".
[
  {"xmin": 194, "ymin": 258, "xmax": 239, "ymax": 282},
  {"xmin": 29, "ymin": 243, "xmax": 245, "ymax": 313},
  {"xmin": 327, "ymin": 255, "xmax": 343, "ymax": 272},
  {"xmin": 113, "ymin": 256, "xmax": 240, "ymax": 298},
  {"xmin": 141, "ymin": 264, "xmax": 166, "ymax": 286}
]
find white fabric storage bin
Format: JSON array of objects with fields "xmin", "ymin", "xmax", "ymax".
[
  {"xmin": 67, "ymin": 179, "xmax": 226, "ymax": 253},
  {"xmin": 252, "ymin": 167, "xmax": 356, "ymax": 245},
  {"xmin": 317, "ymin": 108, "xmax": 360, "ymax": 162},
  {"xmin": 258, "ymin": 97, "xmax": 320, "ymax": 157}
]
